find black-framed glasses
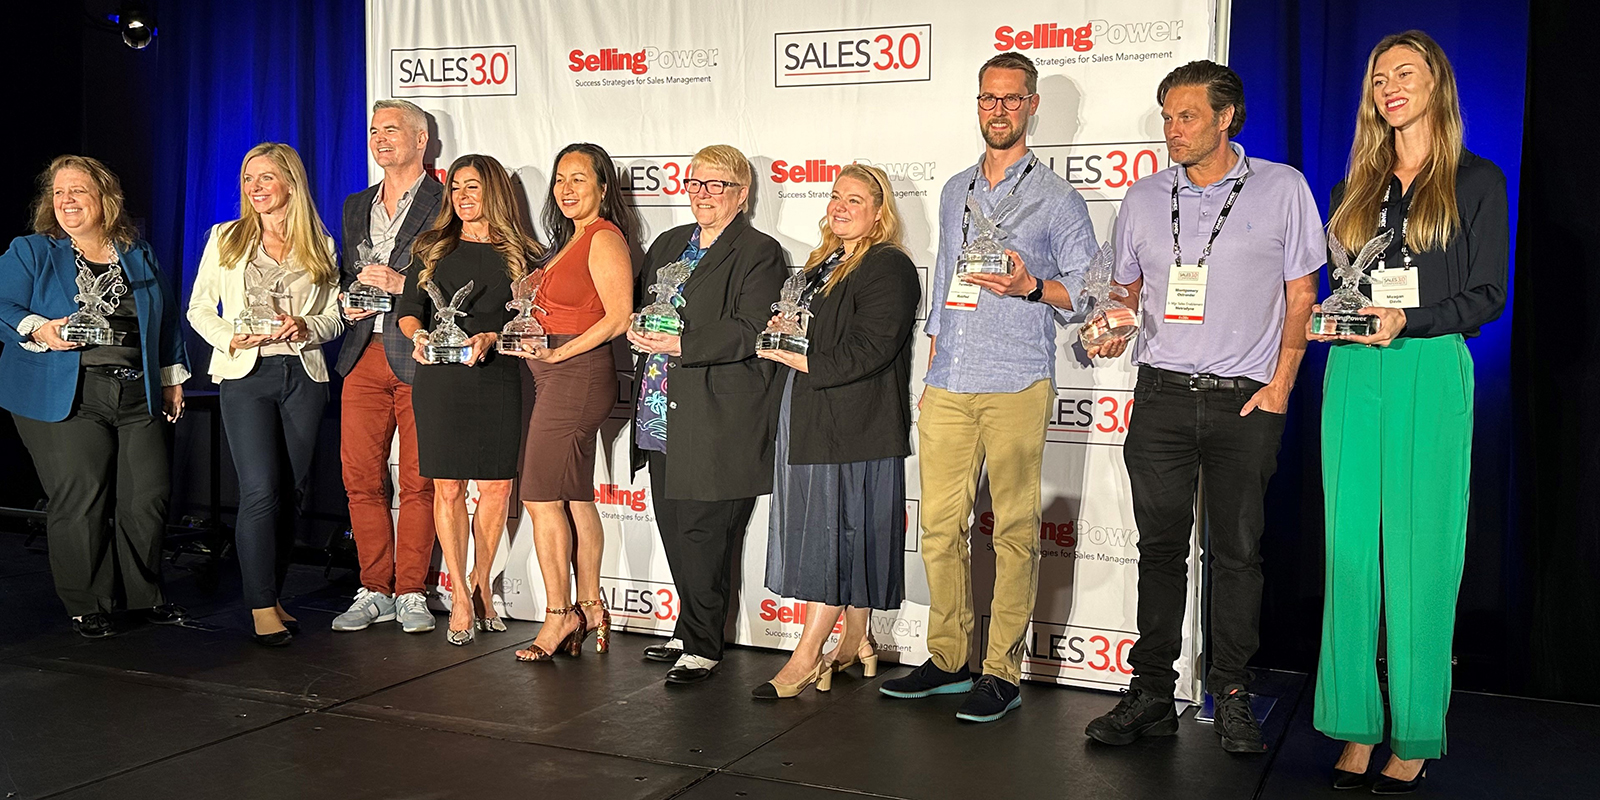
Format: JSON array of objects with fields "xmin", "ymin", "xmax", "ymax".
[
  {"xmin": 684, "ymin": 178, "xmax": 741, "ymax": 195},
  {"xmin": 977, "ymin": 93, "xmax": 1035, "ymax": 111}
]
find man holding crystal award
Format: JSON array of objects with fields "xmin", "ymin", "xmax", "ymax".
[
  {"xmin": 330, "ymin": 99, "xmax": 446, "ymax": 635},
  {"xmin": 877, "ymin": 51, "xmax": 1096, "ymax": 724},
  {"xmin": 1081, "ymin": 62, "xmax": 1324, "ymax": 754}
]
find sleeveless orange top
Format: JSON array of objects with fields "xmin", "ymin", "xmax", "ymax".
[{"xmin": 536, "ymin": 218, "xmax": 618, "ymax": 335}]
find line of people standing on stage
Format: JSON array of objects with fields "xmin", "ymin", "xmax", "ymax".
[{"xmin": 0, "ymin": 27, "xmax": 1504, "ymax": 796}]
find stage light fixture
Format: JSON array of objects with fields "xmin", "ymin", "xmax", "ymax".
[{"xmin": 114, "ymin": 3, "xmax": 157, "ymax": 50}]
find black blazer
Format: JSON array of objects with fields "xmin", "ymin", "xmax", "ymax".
[
  {"xmin": 333, "ymin": 175, "xmax": 445, "ymax": 382},
  {"xmin": 630, "ymin": 213, "xmax": 788, "ymax": 501},
  {"xmin": 787, "ymin": 243, "xmax": 920, "ymax": 465}
]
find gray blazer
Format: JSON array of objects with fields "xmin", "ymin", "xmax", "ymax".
[{"xmin": 333, "ymin": 175, "xmax": 444, "ymax": 382}]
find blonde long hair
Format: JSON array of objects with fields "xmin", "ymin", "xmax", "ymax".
[
  {"xmin": 414, "ymin": 154, "xmax": 542, "ymax": 287},
  {"xmin": 31, "ymin": 155, "xmax": 139, "ymax": 250},
  {"xmin": 218, "ymin": 143, "xmax": 337, "ymax": 284},
  {"xmin": 1328, "ymin": 30, "xmax": 1463, "ymax": 254},
  {"xmin": 803, "ymin": 164, "xmax": 904, "ymax": 294}
]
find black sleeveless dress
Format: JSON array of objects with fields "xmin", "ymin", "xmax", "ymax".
[{"xmin": 396, "ymin": 241, "xmax": 522, "ymax": 479}]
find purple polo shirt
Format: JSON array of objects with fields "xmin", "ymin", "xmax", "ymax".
[{"xmin": 1113, "ymin": 144, "xmax": 1324, "ymax": 384}]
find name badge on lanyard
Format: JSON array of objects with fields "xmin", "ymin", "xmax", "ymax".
[
  {"xmin": 944, "ymin": 277, "xmax": 982, "ymax": 310},
  {"xmin": 1370, "ymin": 182, "xmax": 1420, "ymax": 309},
  {"xmin": 1164, "ymin": 264, "xmax": 1208, "ymax": 323},
  {"xmin": 1163, "ymin": 159, "xmax": 1248, "ymax": 327}
]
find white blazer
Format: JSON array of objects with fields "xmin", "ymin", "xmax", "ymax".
[{"xmin": 186, "ymin": 222, "xmax": 345, "ymax": 382}]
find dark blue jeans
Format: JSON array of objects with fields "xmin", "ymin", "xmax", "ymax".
[{"xmin": 220, "ymin": 355, "xmax": 326, "ymax": 609}]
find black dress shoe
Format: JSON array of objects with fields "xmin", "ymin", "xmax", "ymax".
[
  {"xmin": 666, "ymin": 665, "xmax": 712, "ymax": 684},
  {"xmin": 140, "ymin": 604, "xmax": 189, "ymax": 625},
  {"xmin": 644, "ymin": 642, "xmax": 684, "ymax": 663},
  {"xmin": 1371, "ymin": 764, "xmax": 1427, "ymax": 795},
  {"xmin": 280, "ymin": 619, "xmax": 301, "ymax": 635},
  {"xmin": 72, "ymin": 613, "xmax": 117, "ymax": 639},
  {"xmin": 1332, "ymin": 768, "xmax": 1369, "ymax": 790},
  {"xmin": 253, "ymin": 629, "xmax": 294, "ymax": 647}
]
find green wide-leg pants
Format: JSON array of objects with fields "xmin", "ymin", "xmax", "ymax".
[{"xmin": 1313, "ymin": 335, "xmax": 1474, "ymax": 761}]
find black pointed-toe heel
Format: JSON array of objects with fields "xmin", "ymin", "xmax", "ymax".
[
  {"xmin": 1371, "ymin": 763, "xmax": 1427, "ymax": 795},
  {"xmin": 1332, "ymin": 768, "xmax": 1368, "ymax": 791}
]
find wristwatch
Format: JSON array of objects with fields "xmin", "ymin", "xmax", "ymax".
[{"xmin": 1023, "ymin": 276, "xmax": 1045, "ymax": 303}]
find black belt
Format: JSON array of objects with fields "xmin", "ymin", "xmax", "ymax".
[
  {"xmin": 1144, "ymin": 366, "xmax": 1261, "ymax": 393},
  {"xmin": 85, "ymin": 365, "xmax": 143, "ymax": 381}
]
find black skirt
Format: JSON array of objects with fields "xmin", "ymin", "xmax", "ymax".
[{"xmin": 413, "ymin": 355, "xmax": 522, "ymax": 480}]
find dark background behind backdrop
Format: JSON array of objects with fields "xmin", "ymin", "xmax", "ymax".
[{"xmin": 2, "ymin": 0, "xmax": 1594, "ymax": 703}]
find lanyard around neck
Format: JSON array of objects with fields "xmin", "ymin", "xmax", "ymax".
[
  {"xmin": 962, "ymin": 154, "xmax": 1039, "ymax": 245},
  {"xmin": 1378, "ymin": 181, "xmax": 1412, "ymax": 269}
]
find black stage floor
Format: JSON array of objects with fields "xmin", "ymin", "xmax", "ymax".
[{"xmin": 2, "ymin": 530, "xmax": 1596, "ymax": 800}]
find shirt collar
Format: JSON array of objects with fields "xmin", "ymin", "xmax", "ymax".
[
  {"xmin": 1176, "ymin": 142, "xmax": 1250, "ymax": 193},
  {"xmin": 375, "ymin": 171, "xmax": 427, "ymax": 208},
  {"xmin": 974, "ymin": 149, "xmax": 1037, "ymax": 188}
]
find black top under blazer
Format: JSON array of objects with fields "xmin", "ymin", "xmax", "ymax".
[
  {"xmin": 786, "ymin": 243, "xmax": 920, "ymax": 465},
  {"xmin": 333, "ymin": 175, "xmax": 445, "ymax": 382},
  {"xmin": 629, "ymin": 213, "xmax": 788, "ymax": 501}
]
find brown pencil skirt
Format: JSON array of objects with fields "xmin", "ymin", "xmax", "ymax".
[{"xmin": 519, "ymin": 338, "xmax": 618, "ymax": 502}]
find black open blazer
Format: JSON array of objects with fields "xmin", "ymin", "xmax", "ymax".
[
  {"xmin": 630, "ymin": 213, "xmax": 787, "ymax": 501},
  {"xmin": 332, "ymin": 175, "xmax": 445, "ymax": 382},
  {"xmin": 786, "ymin": 243, "xmax": 920, "ymax": 465}
]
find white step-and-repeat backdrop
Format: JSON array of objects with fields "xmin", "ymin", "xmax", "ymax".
[{"xmin": 368, "ymin": 0, "xmax": 1227, "ymax": 701}]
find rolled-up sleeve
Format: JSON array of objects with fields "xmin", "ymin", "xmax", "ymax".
[{"xmin": 1049, "ymin": 190, "xmax": 1096, "ymax": 321}]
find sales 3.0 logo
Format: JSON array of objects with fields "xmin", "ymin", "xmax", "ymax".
[
  {"xmin": 390, "ymin": 45, "xmax": 517, "ymax": 97},
  {"xmin": 774, "ymin": 24, "xmax": 931, "ymax": 88}
]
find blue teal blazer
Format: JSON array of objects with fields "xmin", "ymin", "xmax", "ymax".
[{"xmin": 0, "ymin": 234, "xmax": 191, "ymax": 422}]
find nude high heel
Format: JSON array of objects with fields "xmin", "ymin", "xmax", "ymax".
[{"xmin": 751, "ymin": 657, "xmax": 829, "ymax": 699}]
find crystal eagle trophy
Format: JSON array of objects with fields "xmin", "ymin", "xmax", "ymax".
[
  {"xmin": 631, "ymin": 258, "xmax": 693, "ymax": 337},
  {"xmin": 1310, "ymin": 229, "xmax": 1393, "ymax": 337},
  {"xmin": 422, "ymin": 279, "xmax": 475, "ymax": 363},
  {"xmin": 62, "ymin": 260, "xmax": 128, "ymax": 346},
  {"xmin": 498, "ymin": 270, "xmax": 548, "ymax": 354},
  {"xmin": 1077, "ymin": 241, "xmax": 1140, "ymax": 349},
  {"xmin": 756, "ymin": 270, "xmax": 814, "ymax": 355},
  {"xmin": 233, "ymin": 261, "xmax": 290, "ymax": 335},
  {"xmin": 957, "ymin": 195, "xmax": 1022, "ymax": 275},
  {"xmin": 342, "ymin": 240, "xmax": 394, "ymax": 313}
]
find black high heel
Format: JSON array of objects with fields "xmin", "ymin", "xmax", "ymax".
[
  {"xmin": 1332, "ymin": 768, "xmax": 1369, "ymax": 791},
  {"xmin": 1371, "ymin": 762, "xmax": 1427, "ymax": 795}
]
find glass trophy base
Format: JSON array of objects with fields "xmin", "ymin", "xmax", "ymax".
[
  {"xmin": 342, "ymin": 292, "xmax": 393, "ymax": 312},
  {"xmin": 1311, "ymin": 310, "xmax": 1378, "ymax": 337},
  {"xmin": 957, "ymin": 252, "xmax": 1011, "ymax": 275},
  {"xmin": 233, "ymin": 318, "xmax": 283, "ymax": 336},
  {"xmin": 633, "ymin": 315, "xmax": 683, "ymax": 335},
  {"xmin": 756, "ymin": 332, "xmax": 810, "ymax": 354},
  {"xmin": 426, "ymin": 343, "xmax": 473, "ymax": 364},
  {"xmin": 497, "ymin": 333, "xmax": 548, "ymax": 354},
  {"xmin": 62, "ymin": 324, "xmax": 122, "ymax": 346},
  {"xmin": 1079, "ymin": 307, "xmax": 1140, "ymax": 349}
]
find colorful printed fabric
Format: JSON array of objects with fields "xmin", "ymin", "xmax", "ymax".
[{"xmin": 635, "ymin": 229, "xmax": 708, "ymax": 452}]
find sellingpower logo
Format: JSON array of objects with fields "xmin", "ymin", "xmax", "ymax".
[
  {"xmin": 774, "ymin": 24, "xmax": 931, "ymax": 88},
  {"xmin": 390, "ymin": 46, "xmax": 517, "ymax": 97},
  {"xmin": 568, "ymin": 44, "xmax": 720, "ymax": 88}
]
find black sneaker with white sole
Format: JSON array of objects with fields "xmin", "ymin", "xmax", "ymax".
[
  {"xmin": 879, "ymin": 659, "xmax": 973, "ymax": 699},
  {"xmin": 1085, "ymin": 686, "xmax": 1179, "ymax": 745},
  {"xmin": 955, "ymin": 675, "xmax": 1021, "ymax": 723}
]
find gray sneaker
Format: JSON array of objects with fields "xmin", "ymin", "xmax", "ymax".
[
  {"xmin": 331, "ymin": 588, "xmax": 396, "ymax": 631},
  {"xmin": 395, "ymin": 592, "xmax": 436, "ymax": 634}
]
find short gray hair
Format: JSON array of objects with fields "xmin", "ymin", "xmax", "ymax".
[{"xmin": 372, "ymin": 99, "xmax": 428, "ymax": 134}]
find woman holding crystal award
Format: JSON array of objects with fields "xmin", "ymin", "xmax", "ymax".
[
  {"xmin": 187, "ymin": 142, "xmax": 344, "ymax": 646},
  {"xmin": 499, "ymin": 143, "xmax": 634, "ymax": 662},
  {"xmin": 0, "ymin": 155, "xmax": 190, "ymax": 639},
  {"xmin": 396, "ymin": 153, "xmax": 540, "ymax": 645},
  {"xmin": 625, "ymin": 144, "xmax": 787, "ymax": 684},
  {"xmin": 750, "ymin": 164, "xmax": 920, "ymax": 699},
  {"xmin": 1306, "ymin": 31, "xmax": 1508, "ymax": 794}
]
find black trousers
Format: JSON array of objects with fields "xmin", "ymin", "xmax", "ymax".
[
  {"xmin": 12, "ymin": 372, "xmax": 170, "ymax": 617},
  {"xmin": 1122, "ymin": 367, "xmax": 1287, "ymax": 698},
  {"xmin": 220, "ymin": 356, "xmax": 327, "ymax": 609},
  {"xmin": 648, "ymin": 451, "xmax": 757, "ymax": 661}
]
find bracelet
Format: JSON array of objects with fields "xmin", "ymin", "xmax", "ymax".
[{"xmin": 411, "ymin": 330, "xmax": 429, "ymax": 345}]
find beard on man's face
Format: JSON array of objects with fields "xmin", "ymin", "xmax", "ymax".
[{"xmin": 982, "ymin": 117, "xmax": 1026, "ymax": 150}]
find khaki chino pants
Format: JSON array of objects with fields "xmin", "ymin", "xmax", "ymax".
[{"xmin": 918, "ymin": 379, "xmax": 1052, "ymax": 684}]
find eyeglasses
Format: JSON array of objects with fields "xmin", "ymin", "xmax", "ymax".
[
  {"xmin": 684, "ymin": 178, "xmax": 742, "ymax": 195},
  {"xmin": 976, "ymin": 93, "xmax": 1035, "ymax": 111}
]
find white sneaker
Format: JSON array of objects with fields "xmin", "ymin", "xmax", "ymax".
[
  {"xmin": 394, "ymin": 592, "xmax": 436, "ymax": 634},
  {"xmin": 331, "ymin": 588, "xmax": 395, "ymax": 631}
]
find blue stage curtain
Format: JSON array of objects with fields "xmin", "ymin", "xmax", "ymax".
[
  {"xmin": 1229, "ymin": 0, "xmax": 1529, "ymax": 686},
  {"xmin": 149, "ymin": 0, "xmax": 367, "ymax": 297}
]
